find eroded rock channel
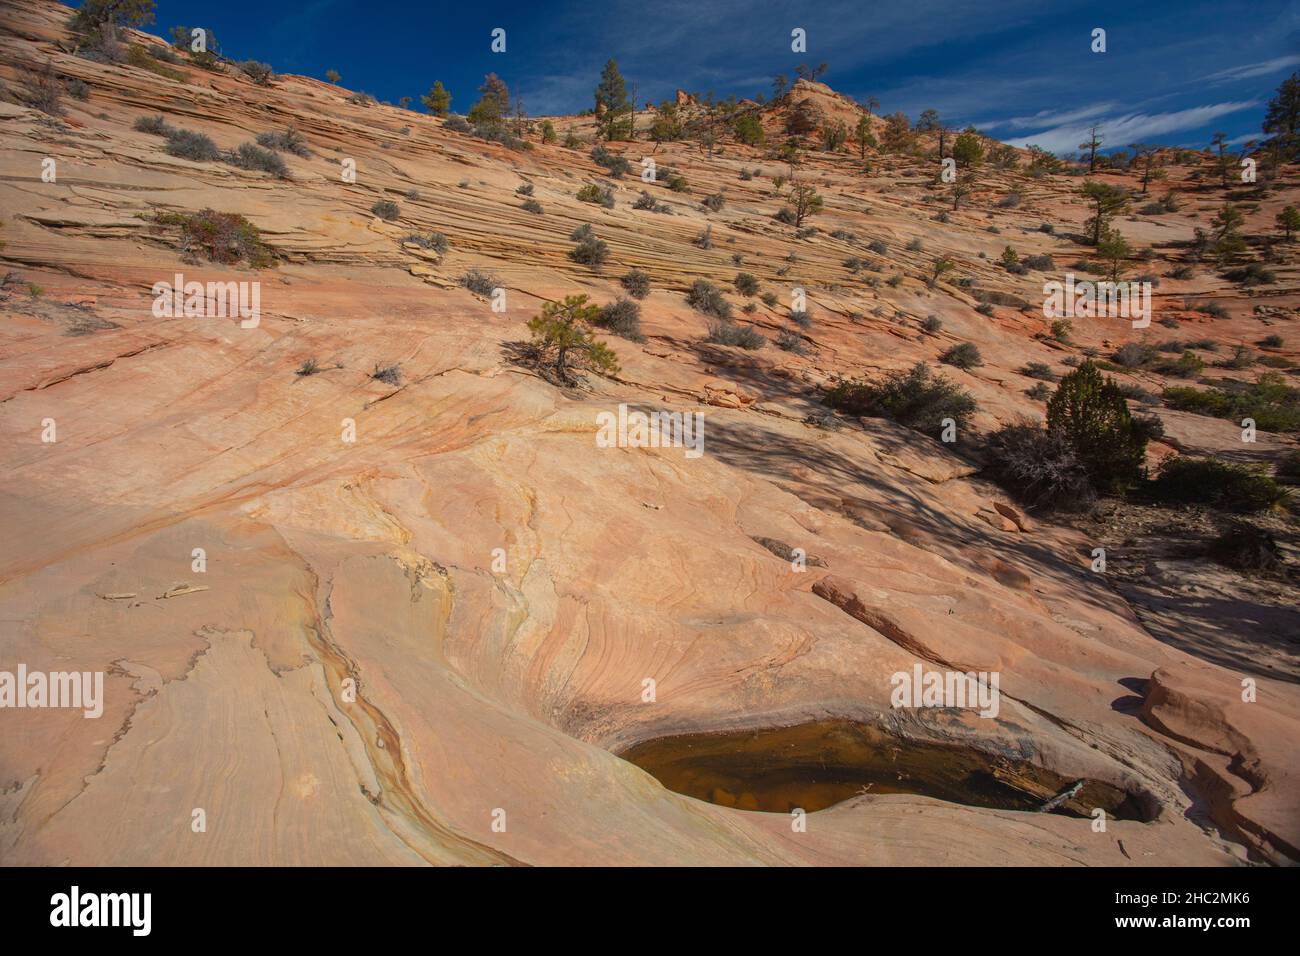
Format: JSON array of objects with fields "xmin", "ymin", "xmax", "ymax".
[{"xmin": 620, "ymin": 720, "xmax": 1154, "ymax": 820}]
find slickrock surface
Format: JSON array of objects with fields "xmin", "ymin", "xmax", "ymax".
[{"xmin": 1, "ymin": 0, "xmax": 1296, "ymax": 866}]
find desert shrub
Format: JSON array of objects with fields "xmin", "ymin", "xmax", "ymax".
[
  {"xmin": 1022, "ymin": 254, "xmax": 1054, "ymax": 271},
  {"xmin": 941, "ymin": 342, "xmax": 982, "ymax": 370},
  {"xmin": 460, "ymin": 268, "xmax": 500, "ymax": 296},
  {"xmin": 1049, "ymin": 319, "xmax": 1073, "ymax": 343},
  {"xmin": 1166, "ymin": 265, "xmax": 1195, "ymax": 280},
  {"xmin": 570, "ymin": 235, "xmax": 610, "ymax": 267},
  {"xmin": 153, "ymin": 209, "xmax": 275, "ymax": 268},
  {"xmin": 1277, "ymin": 450, "xmax": 1300, "ymax": 480},
  {"xmin": 1223, "ymin": 263, "xmax": 1277, "ymax": 286},
  {"xmin": 686, "ymin": 279, "xmax": 732, "ymax": 319},
  {"xmin": 975, "ymin": 302, "xmax": 994, "ymax": 316},
  {"xmin": 516, "ymin": 183, "xmax": 534, "ymax": 196},
  {"xmin": 825, "ymin": 363, "xmax": 977, "ymax": 435},
  {"xmin": 347, "ymin": 91, "xmax": 375, "ymax": 107},
  {"xmin": 1187, "ymin": 299, "xmax": 1229, "ymax": 319},
  {"xmin": 521, "ymin": 199, "xmax": 543, "ymax": 214},
  {"xmin": 907, "ymin": 238, "xmax": 923, "ymax": 252},
  {"xmin": 734, "ymin": 272, "xmax": 759, "ymax": 295},
  {"xmin": 164, "ymin": 128, "xmax": 221, "ymax": 161},
  {"xmin": 134, "ymin": 114, "xmax": 172, "ymax": 135},
  {"xmin": 237, "ymin": 60, "xmax": 275, "ymax": 85},
  {"xmin": 868, "ymin": 239, "xmax": 888, "ymax": 256},
  {"xmin": 402, "ymin": 231, "xmax": 448, "ymax": 253},
  {"xmin": 227, "ymin": 142, "xmax": 288, "ymax": 178},
  {"xmin": 1045, "ymin": 361, "xmax": 1147, "ymax": 494},
  {"xmin": 370, "ymin": 199, "xmax": 400, "ymax": 221},
  {"xmin": 296, "ymin": 358, "xmax": 320, "ymax": 377},
  {"xmin": 705, "ymin": 320, "xmax": 764, "ymax": 349},
  {"xmin": 1022, "ymin": 362, "xmax": 1056, "ymax": 381},
  {"xmin": 702, "ymin": 192, "xmax": 725, "ymax": 212},
  {"xmin": 620, "ymin": 269, "xmax": 650, "ymax": 299},
  {"xmin": 1112, "ymin": 343, "xmax": 1153, "ymax": 368},
  {"xmin": 570, "ymin": 224, "xmax": 595, "ymax": 241},
  {"xmin": 775, "ymin": 206, "xmax": 797, "ymax": 225},
  {"xmin": 370, "ymin": 363, "xmax": 401, "ymax": 385},
  {"xmin": 1147, "ymin": 457, "xmax": 1288, "ymax": 513},
  {"xmin": 922, "ymin": 315, "xmax": 943, "ymax": 334},
  {"xmin": 255, "ymin": 126, "xmax": 311, "ymax": 156},
  {"xmin": 1156, "ymin": 350, "xmax": 1204, "ymax": 378},
  {"xmin": 595, "ymin": 297, "xmax": 644, "ymax": 341},
  {"xmin": 1026, "ymin": 382, "xmax": 1052, "ymax": 400},
  {"xmin": 760, "ymin": 291, "xmax": 779, "ymax": 308},
  {"xmin": 66, "ymin": 78, "xmax": 89, "ymax": 100},
  {"xmin": 1208, "ymin": 523, "xmax": 1288, "ymax": 575},
  {"xmin": 789, "ymin": 310, "xmax": 812, "ymax": 329},
  {"xmin": 1130, "ymin": 413, "xmax": 1165, "ymax": 442},
  {"xmin": 1224, "ymin": 345, "xmax": 1255, "ymax": 369},
  {"xmin": 590, "ymin": 144, "xmax": 631, "ymax": 177},
  {"xmin": 1115, "ymin": 381, "xmax": 1157, "ymax": 404},
  {"xmin": 577, "ymin": 184, "xmax": 615, "ymax": 208},
  {"xmin": 1163, "ymin": 373, "xmax": 1300, "ymax": 432},
  {"xmin": 443, "ymin": 114, "xmax": 472, "ymax": 133},
  {"xmin": 632, "ymin": 190, "xmax": 670, "ymax": 213},
  {"xmin": 776, "ymin": 329, "xmax": 809, "ymax": 354},
  {"xmin": 1259, "ymin": 334, "xmax": 1284, "ymax": 349},
  {"xmin": 983, "ymin": 423, "xmax": 1097, "ymax": 511}
]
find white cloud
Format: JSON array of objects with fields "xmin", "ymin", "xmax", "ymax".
[
  {"xmin": 1002, "ymin": 101, "xmax": 1259, "ymax": 154},
  {"xmin": 1204, "ymin": 55, "xmax": 1300, "ymax": 83}
]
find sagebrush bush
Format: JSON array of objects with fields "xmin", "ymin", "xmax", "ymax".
[
  {"xmin": 227, "ymin": 142, "xmax": 288, "ymax": 178},
  {"xmin": 596, "ymin": 297, "xmax": 644, "ymax": 341},
  {"xmin": 134, "ymin": 114, "xmax": 172, "ymax": 135},
  {"xmin": 402, "ymin": 232, "xmax": 448, "ymax": 253},
  {"xmin": 577, "ymin": 184, "xmax": 615, "ymax": 207},
  {"xmin": 521, "ymin": 199, "xmax": 543, "ymax": 214},
  {"xmin": 1147, "ymin": 457, "xmax": 1289, "ymax": 513},
  {"xmin": 941, "ymin": 342, "xmax": 983, "ymax": 370},
  {"xmin": 705, "ymin": 320, "xmax": 764, "ymax": 349},
  {"xmin": 590, "ymin": 144, "xmax": 630, "ymax": 177},
  {"xmin": 776, "ymin": 329, "xmax": 809, "ymax": 354},
  {"xmin": 153, "ymin": 209, "xmax": 275, "ymax": 268},
  {"xmin": 237, "ymin": 60, "xmax": 275, "ymax": 85},
  {"xmin": 686, "ymin": 279, "xmax": 732, "ymax": 320},
  {"xmin": 165, "ymin": 128, "xmax": 221, "ymax": 161},
  {"xmin": 570, "ymin": 235, "xmax": 610, "ymax": 267},
  {"xmin": 255, "ymin": 126, "xmax": 311, "ymax": 157},
  {"xmin": 620, "ymin": 269, "xmax": 650, "ymax": 299},
  {"xmin": 370, "ymin": 363, "xmax": 401, "ymax": 385},
  {"xmin": 921, "ymin": 315, "xmax": 943, "ymax": 334},
  {"xmin": 460, "ymin": 268, "xmax": 500, "ymax": 296},
  {"xmin": 370, "ymin": 199, "xmax": 400, "ymax": 221},
  {"xmin": 734, "ymin": 272, "xmax": 759, "ymax": 295},
  {"xmin": 824, "ymin": 363, "xmax": 976, "ymax": 435},
  {"xmin": 984, "ymin": 423, "xmax": 1097, "ymax": 511},
  {"xmin": 1022, "ymin": 362, "xmax": 1056, "ymax": 381}
]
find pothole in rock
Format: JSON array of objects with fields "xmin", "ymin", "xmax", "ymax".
[{"xmin": 619, "ymin": 719, "xmax": 1154, "ymax": 820}]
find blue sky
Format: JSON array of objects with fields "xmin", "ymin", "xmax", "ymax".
[{"xmin": 133, "ymin": 0, "xmax": 1299, "ymax": 155}]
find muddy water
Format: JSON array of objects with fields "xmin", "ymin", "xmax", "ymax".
[{"xmin": 620, "ymin": 720, "xmax": 1150, "ymax": 819}]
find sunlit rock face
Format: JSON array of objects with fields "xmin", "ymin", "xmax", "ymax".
[{"xmin": 1, "ymin": 0, "xmax": 1296, "ymax": 867}]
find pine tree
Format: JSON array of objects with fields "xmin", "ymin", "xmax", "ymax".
[
  {"xmin": 527, "ymin": 295, "xmax": 619, "ymax": 384},
  {"xmin": 1263, "ymin": 71, "xmax": 1299, "ymax": 160},
  {"xmin": 1080, "ymin": 180, "xmax": 1128, "ymax": 245},
  {"xmin": 421, "ymin": 81, "xmax": 451, "ymax": 116},
  {"xmin": 595, "ymin": 59, "xmax": 630, "ymax": 141},
  {"xmin": 1046, "ymin": 362, "xmax": 1146, "ymax": 494},
  {"xmin": 1278, "ymin": 205, "xmax": 1300, "ymax": 241}
]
